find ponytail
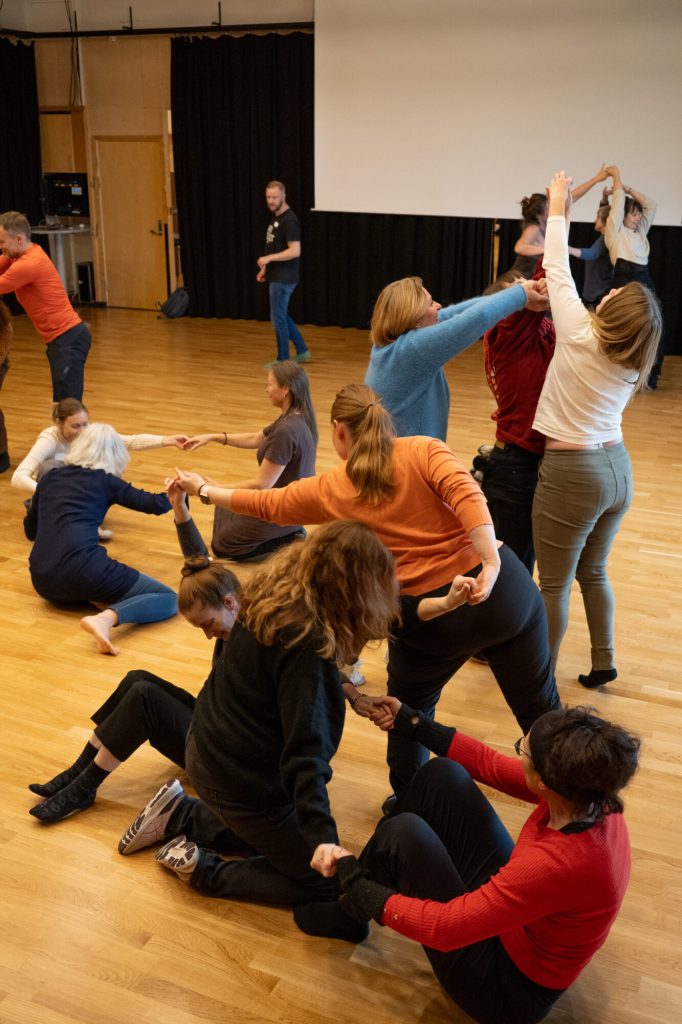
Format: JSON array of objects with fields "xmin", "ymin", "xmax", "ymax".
[
  {"xmin": 178, "ymin": 555, "xmax": 241, "ymax": 614},
  {"xmin": 331, "ymin": 384, "xmax": 396, "ymax": 505}
]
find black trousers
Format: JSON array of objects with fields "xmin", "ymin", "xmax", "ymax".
[
  {"xmin": 179, "ymin": 731, "xmax": 340, "ymax": 906},
  {"xmin": 46, "ymin": 321, "xmax": 91, "ymax": 402},
  {"xmin": 362, "ymin": 759, "xmax": 564, "ymax": 1024},
  {"xmin": 612, "ymin": 259, "xmax": 664, "ymax": 378},
  {"xmin": 481, "ymin": 444, "xmax": 541, "ymax": 574},
  {"xmin": 92, "ymin": 671, "xmax": 237, "ymax": 852},
  {"xmin": 387, "ymin": 545, "xmax": 560, "ymax": 795}
]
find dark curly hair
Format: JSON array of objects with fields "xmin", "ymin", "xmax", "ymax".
[
  {"xmin": 528, "ymin": 706, "xmax": 640, "ymax": 821},
  {"xmin": 520, "ymin": 193, "xmax": 548, "ymax": 227}
]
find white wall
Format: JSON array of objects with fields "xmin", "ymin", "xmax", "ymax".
[
  {"xmin": 315, "ymin": 0, "xmax": 682, "ymax": 225},
  {"xmin": 11, "ymin": 0, "xmax": 313, "ymax": 33}
]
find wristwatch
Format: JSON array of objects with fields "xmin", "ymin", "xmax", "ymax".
[{"xmin": 198, "ymin": 484, "xmax": 212, "ymax": 505}]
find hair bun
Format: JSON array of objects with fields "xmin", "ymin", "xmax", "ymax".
[{"xmin": 181, "ymin": 554, "xmax": 213, "ymax": 577}]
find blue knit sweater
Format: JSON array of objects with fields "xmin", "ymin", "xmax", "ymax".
[{"xmin": 365, "ymin": 285, "xmax": 527, "ymax": 441}]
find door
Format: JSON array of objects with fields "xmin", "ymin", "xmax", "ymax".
[{"xmin": 95, "ymin": 137, "xmax": 167, "ymax": 309}]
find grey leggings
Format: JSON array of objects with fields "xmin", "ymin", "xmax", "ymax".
[{"xmin": 532, "ymin": 443, "xmax": 632, "ymax": 671}]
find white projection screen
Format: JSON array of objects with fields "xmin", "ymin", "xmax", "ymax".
[{"xmin": 314, "ymin": 0, "xmax": 682, "ymax": 225}]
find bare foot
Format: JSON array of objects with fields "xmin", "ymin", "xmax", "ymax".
[{"xmin": 80, "ymin": 611, "xmax": 120, "ymax": 655}]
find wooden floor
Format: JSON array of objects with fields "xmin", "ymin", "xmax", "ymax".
[{"xmin": 1, "ymin": 308, "xmax": 680, "ymax": 1024}]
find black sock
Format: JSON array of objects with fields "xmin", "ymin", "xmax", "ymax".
[
  {"xmin": 293, "ymin": 900, "xmax": 370, "ymax": 943},
  {"xmin": 29, "ymin": 741, "xmax": 99, "ymax": 797},
  {"xmin": 578, "ymin": 668, "xmax": 617, "ymax": 689},
  {"xmin": 29, "ymin": 762, "xmax": 110, "ymax": 823}
]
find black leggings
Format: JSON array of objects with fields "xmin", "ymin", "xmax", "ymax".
[
  {"xmin": 387, "ymin": 545, "xmax": 561, "ymax": 795},
  {"xmin": 361, "ymin": 759, "xmax": 564, "ymax": 1024}
]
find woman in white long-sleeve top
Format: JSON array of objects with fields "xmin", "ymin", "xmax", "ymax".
[
  {"xmin": 531, "ymin": 170, "xmax": 662, "ymax": 688},
  {"xmin": 603, "ymin": 164, "xmax": 663, "ymax": 386}
]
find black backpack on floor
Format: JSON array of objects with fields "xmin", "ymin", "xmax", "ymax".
[{"xmin": 157, "ymin": 287, "xmax": 189, "ymax": 319}]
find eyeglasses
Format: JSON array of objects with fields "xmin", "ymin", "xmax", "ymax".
[{"xmin": 514, "ymin": 737, "xmax": 533, "ymax": 763}]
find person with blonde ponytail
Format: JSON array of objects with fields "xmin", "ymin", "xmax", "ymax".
[
  {"xmin": 118, "ymin": 521, "xmax": 400, "ymax": 941},
  {"xmin": 172, "ymin": 384, "xmax": 561, "ymax": 798},
  {"xmin": 532, "ymin": 170, "xmax": 663, "ymax": 688}
]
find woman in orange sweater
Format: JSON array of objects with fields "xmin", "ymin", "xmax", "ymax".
[{"xmin": 173, "ymin": 384, "xmax": 561, "ymax": 798}]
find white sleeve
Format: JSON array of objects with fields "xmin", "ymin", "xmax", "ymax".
[
  {"xmin": 638, "ymin": 194, "xmax": 657, "ymax": 237},
  {"xmin": 11, "ymin": 430, "xmax": 59, "ymax": 494},
  {"xmin": 120, "ymin": 433, "xmax": 165, "ymax": 451},
  {"xmin": 542, "ymin": 216, "xmax": 593, "ymax": 344}
]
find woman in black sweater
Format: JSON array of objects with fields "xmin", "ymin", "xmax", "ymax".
[
  {"xmin": 24, "ymin": 422, "xmax": 176, "ymax": 654},
  {"xmin": 119, "ymin": 520, "xmax": 399, "ymax": 940}
]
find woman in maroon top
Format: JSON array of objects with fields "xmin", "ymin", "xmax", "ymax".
[
  {"xmin": 310, "ymin": 698, "xmax": 639, "ymax": 1024},
  {"xmin": 480, "ymin": 268, "xmax": 555, "ymax": 573}
]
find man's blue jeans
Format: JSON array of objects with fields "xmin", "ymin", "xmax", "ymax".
[{"xmin": 269, "ymin": 282, "xmax": 307, "ymax": 361}]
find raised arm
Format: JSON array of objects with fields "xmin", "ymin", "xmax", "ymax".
[
  {"xmin": 543, "ymin": 171, "xmax": 593, "ymax": 340},
  {"xmin": 570, "ymin": 163, "xmax": 609, "ymax": 202},
  {"xmin": 400, "ymin": 283, "xmax": 548, "ymax": 373}
]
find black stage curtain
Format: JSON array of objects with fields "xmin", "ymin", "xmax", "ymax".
[
  {"xmin": 171, "ymin": 33, "xmax": 493, "ymax": 331},
  {"xmin": 172, "ymin": 33, "xmax": 679, "ymax": 351},
  {"xmin": 0, "ymin": 39, "xmax": 42, "ymax": 224},
  {"xmin": 496, "ymin": 216, "xmax": 681, "ymax": 355}
]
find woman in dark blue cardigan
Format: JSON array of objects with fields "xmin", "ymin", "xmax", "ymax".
[{"xmin": 24, "ymin": 422, "xmax": 176, "ymax": 654}]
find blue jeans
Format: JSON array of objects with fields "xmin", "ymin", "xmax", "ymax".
[
  {"xmin": 46, "ymin": 321, "xmax": 91, "ymax": 401},
  {"xmin": 269, "ymin": 282, "xmax": 307, "ymax": 361},
  {"xmin": 110, "ymin": 572, "xmax": 177, "ymax": 625}
]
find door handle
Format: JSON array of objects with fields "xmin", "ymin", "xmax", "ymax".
[{"xmin": 149, "ymin": 220, "xmax": 163, "ymax": 236}]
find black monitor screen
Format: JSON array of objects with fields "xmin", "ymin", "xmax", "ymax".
[{"xmin": 42, "ymin": 173, "xmax": 90, "ymax": 217}]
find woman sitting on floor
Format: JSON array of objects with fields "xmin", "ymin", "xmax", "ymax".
[
  {"xmin": 11, "ymin": 396, "xmax": 187, "ymax": 495},
  {"xmin": 117, "ymin": 521, "xmax": 399, "ymax": 942},
  {"xmin": 24, "ymin": 422, "xmax": 177, "ymax": 654},
  {"xmin": 312, "ymin": 696, "xmax": 640, "ymax": 1024},
  {"xmin": 28, "ymin": 555, "xmax": 241, "ymax": 823},
  {"xmin": 178, "ymin": 361, "xmax": 317, "ymax": 561}
]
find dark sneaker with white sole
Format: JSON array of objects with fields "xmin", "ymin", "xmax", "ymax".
[{"xmin": 118, "ymin": 778, "xmax": 186, "ymax": 855}]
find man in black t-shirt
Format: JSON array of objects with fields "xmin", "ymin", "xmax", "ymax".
[{"xmin": 257, "ymin": 180, "xmax": 311, "ymax": 366}]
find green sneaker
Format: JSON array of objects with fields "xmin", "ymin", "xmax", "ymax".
[{"xmin": 294, "ymin": 350, "xmax": 311, "ymax": 363}]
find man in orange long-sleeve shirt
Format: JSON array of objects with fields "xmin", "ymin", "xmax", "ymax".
[{"xmin": 0, "ymin": 211, "xmax": 91, "ymax": 401}]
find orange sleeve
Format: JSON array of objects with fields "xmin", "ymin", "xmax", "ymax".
[{"xmin": 425, "ymin": 440, "xmax": 493, "ymax": 533}]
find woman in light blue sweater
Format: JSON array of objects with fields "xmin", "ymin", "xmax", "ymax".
[{"xmin": 364, "ymin": 276, "xmax": 548, "ymax": 441}]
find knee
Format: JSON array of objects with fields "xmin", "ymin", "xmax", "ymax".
[{"xmin": 417, "ymin": 757, "xmax": 471, "ymax": 792}]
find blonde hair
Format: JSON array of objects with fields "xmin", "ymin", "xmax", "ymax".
[
  {"xmin": 0, "ymin": 211, "xmax": 31, "ymax": 239},
  {"xmin": 590, "ymin": 283, "xmax": 662, "ymax": 392},
  {"xmin": 239, "ymin": 520, "xmax": 399, "ymax": 665},
  {"xmin": 331, "ymin": 384, "xmax": 396, "ymax": 505},
  {"xmin": 178, "ymin": 555, "xmax": 240, "ymax": 615},
  {"xmin": 370, "ymin": 276, "xmax": 426, "ymax": 347},
  {"xmin": 64, "ymin": 422, "xmax": 130, "ymax": 476}
]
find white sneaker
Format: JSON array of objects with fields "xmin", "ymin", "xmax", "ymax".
[
  {"xmin": 118, "ymin": 778, "xmax": 186, "ymax": 855},
  {"xmin": 155, "ymin": 835, "xmax": 199, "ymax": 882}
]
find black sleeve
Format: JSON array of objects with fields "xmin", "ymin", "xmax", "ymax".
[
  {"xmin": 390, "ymin": 703, "xmax": 456, "ymax": 757},
  {"xmin": 335, "ymin": 855, "xmax": 396, "ymax": 924},
  {"xmin": 24, "ymin": 495, "xmax": 38, "ymax": 540},
  {"xmin": 283, "ymin": 211, "xmax": 301, "ymax": 244},
  {"xmin": 277, "ymin": 649, "xmax": 345, "ymax": 850},
  {"xmin": 107, "ymin": 475, "xmax": 172, "ymax": 516}
]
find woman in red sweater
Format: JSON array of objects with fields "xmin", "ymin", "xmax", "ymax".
[{"xmin": 311, "ymin": 702, "xmax": 639, "ymax": 1024}]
